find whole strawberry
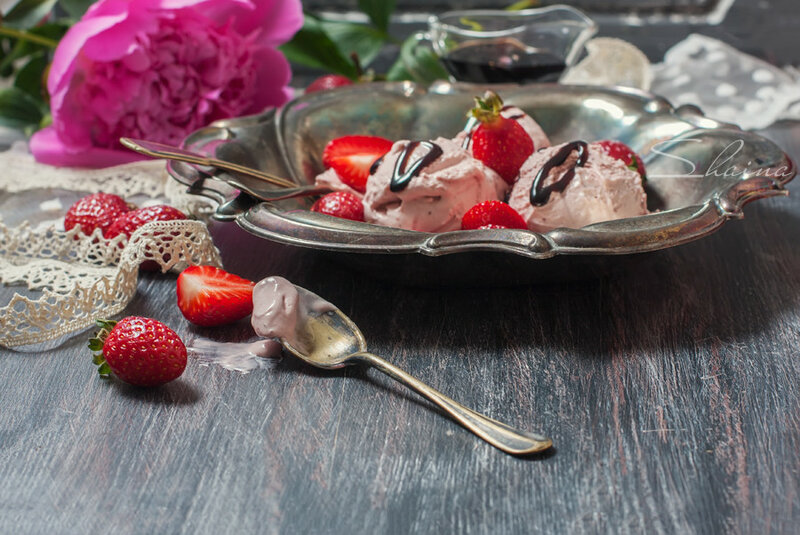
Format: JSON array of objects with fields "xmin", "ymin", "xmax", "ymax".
[
  {"xmin": 461, "ymin": 200, "xmax": 528, "ymax": 230},
  {"xmin": 104, "ymin": 204, "xmax": 187, "ymax": 239},
  {"xmin": 90, "ymin": 317, "xmax": 187, "ymax": 387},
  {"xmin": 104, "ymin": 204, "xmax": 187, "ymax": 270},
  {"xmin": 470, "ymin": 91, "xmax": 534, "ymax": 184},
  {"xmin": 65, "ymin": 192, "xmax": 130, "ymax": 236},
  {"xmin": 311, "ymin": 191, "xmax": 365, "ymax": 221},
  {"xmin": 306, "ymin": 74, "xmax": 353, "ymax": 93},
  {"xmin": 596, "ymin": 140, "xmax": 647, "ymax": 180},
  {"xmin": 177, "ymin": 265, "xmax": 255, "ymax": 327}
]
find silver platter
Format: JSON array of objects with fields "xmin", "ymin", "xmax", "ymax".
[{"xmin": 168, "ymin": 81, "xmax": 795, "ymax": 285}]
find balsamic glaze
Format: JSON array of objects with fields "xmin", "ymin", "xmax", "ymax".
[
  {"xmin": 530, "ymin": 141, "xmax": 589, "ymax": 206},
  {"xmin": 389, "ymin": 141, "xmax": 443, "ymax": 192},
  {"xmin": 440, "ymin": 39, "xmax": 566, "ymax": 84}
]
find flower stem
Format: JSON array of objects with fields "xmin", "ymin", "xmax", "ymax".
[{"xmin": 0, "ymin": 27, "xmax": 58, "ymax": 48}]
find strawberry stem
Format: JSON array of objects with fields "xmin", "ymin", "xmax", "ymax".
[
  {"xmin": 469, "ymin": 90, "xmax": 505, "ymax": 124},
  {"xmin": 90, "ymin": 319, "xmax": 117, "ymax": 378}
]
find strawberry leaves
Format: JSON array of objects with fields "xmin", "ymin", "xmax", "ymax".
[{"xmin": 89, "ymin": 319, "xmax": 117, "ymax": 378}]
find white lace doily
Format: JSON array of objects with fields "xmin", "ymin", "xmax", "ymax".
[
  {"xmin": 652, "ymin": 34, "xmax": 800, "ymax": 130},
  {"xmin": 0, "ymin": 147, "xmax": 222, "ymax": 348}
]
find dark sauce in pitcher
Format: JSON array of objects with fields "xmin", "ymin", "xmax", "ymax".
[{"xmin": 441, "ymin": 38, "xmax": 566, "ymax": 84}]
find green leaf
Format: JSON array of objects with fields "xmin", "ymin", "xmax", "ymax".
[
  {"xmin": 0, "ymin": 22, "xmax": 68, "ymax": 73},
  {"xmin": 459, "ymin": 17, "xmax": 483, "ymax": 31},
  {"xmin": 280, "ymin": 15, "xmax": 358, "ymax": 79},
  {"xmin": 319, "ymin": 20, "xmax": 386, "ymax": 68},
  {"xmin": 97, "ymin": 362, "xmax": 112, "ymax": 377},
  {"xmin": 0, "ymin": 87, "xmax": 43, "ymax": 130},
  {"xmin": 506, "ymin": 0, "xmax": 541, "ymax": 10},
  {"xmin": 95, "ymin": 319, "xmax": 116, "ymax": 331},
  {"xmin": 357, "ymin": 0, "xmax": 395, "ymax": 33},
  {"xmin": 13, "ymin": 51, "xmax": 47, "ymax": 102},
  {"xmin": 3, "ymin": 0, "xmax": 58, "ymax": 29},
  {"xmin": 57, "ymin": 0, "xmax": 94, "ymax": 19},
  {"xmin": 387, "ymin": 33, "xmax": 449, "ymax": 84},
  {"xmin": 88, "ymin": 339, "xmax": 104, "ymax": 352},
  {"xmin": 386, "ymin": 57, "xmax": 412, "ymax": 82}
]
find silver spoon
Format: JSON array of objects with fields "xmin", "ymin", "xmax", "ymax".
[
  {"xmin": 279, "ymin": 283, "xmax": 553, "ymax": 456},
  {"xmin": 120, "ymin": 137, "xmax": 332, "ymax": 201}
]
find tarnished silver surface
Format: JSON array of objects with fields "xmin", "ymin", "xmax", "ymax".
[{"xmin": 168, "ymin": 81, "xmax": 795, "ymax": 284}]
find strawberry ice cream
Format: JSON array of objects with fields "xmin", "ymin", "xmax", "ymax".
[
  {"xmin": 362, "ymin": 136, "xmax": 508, "ymax": 232},
  {"xmin": 508, "ymin": 141, "xmax": 648, "ymax": 232},
  {"xmin": 314, "ymin": 168, "xmax": 361, "ymax": 197}
]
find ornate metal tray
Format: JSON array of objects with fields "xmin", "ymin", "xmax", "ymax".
[{"xmin": 168, "ymin": 81, "xmax": 795, "ymax": 285}]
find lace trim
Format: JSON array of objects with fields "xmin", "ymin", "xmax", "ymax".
[
  {"xmin": 0, "ymin": 220, "xmax": 221, "ymax": 347},
  {"xmin": 0, "ymin": 146, "xmax": 222, "ymax": 348},
  {"xmin": 0, "ymin": 144, "xmax": 213, "ymax": 215}
]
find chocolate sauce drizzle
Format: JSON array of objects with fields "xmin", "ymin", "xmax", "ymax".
[
  {"xmin": 389, "ymin": 141, "xmax": 443, "ymax": 192},
  {"xmin": 369, "ymin": 155, "xmax": 384, "ymax": 175},
  {"xmin": 530, "ymin": 141, "xmax": 589, "ymax": 206}
]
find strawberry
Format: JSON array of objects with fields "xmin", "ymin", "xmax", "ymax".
[
  {"xmin": 322, "ymin": 135, "xmax": 393, "ymax": 193},
  {"xmin": 311, "ymin": 191, "xmax": 365, "ymax": 221},
  {"xmin": 104, "ymin": 204, "xmax": 187, "ymax": 239},
  {"xmin": 177, "ymin": 265, "xmax": 255, "ymax": 327},
  {"xmin": 470, "ymin": 91, "xmax": 534, "ymax": 184},
  {"xmin": 306, "ymin": 74, "xmax": 353, "ymax": 93},
  {"xmin": 104, "ymin": 204, "xmax": 187, "ymax": 271},
  {"xmin": 596, "ymin": 140, "xmax": 647, "ymax": 179},
  {"xmin": 89, "ymin": 317, "xmax": 186, "ymax": 387},
  {"xmin": 64, "ymin": 192, "xmax": 130, "ymax": 236},
  {"xmin": 461, "ymin": 200, "xmax": 528, "ymax": 230}
]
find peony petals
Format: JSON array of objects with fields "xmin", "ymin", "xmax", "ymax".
[
  {"xmin": 31, "ymin": 127, "xmax": 148, "ymax": 168},
  {"xmin": 36, "ymin": 0, "xmax": 302, "ymax": 168}
]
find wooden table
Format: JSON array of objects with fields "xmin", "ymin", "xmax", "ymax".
[{"xmin": 2, "ymin": 6, "xmax": 800, "ymax": 535}]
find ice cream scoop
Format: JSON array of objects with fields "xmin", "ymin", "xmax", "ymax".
[
  {"xmin": 508, "ymin": 141, "xmax": 648, "ymax": 232},
  {"xmin": 250, "ymin": 275, "xmax": 552, "ymax": 455},
  {"xmin": 362, "ymin": 136, "xmax": 508, "ymax": 232}
]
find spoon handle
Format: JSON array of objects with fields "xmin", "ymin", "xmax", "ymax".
[
  {"xmin": 120, "ymin": 137, "xmax": 297, "ymax": 189},
  {"xmin": 351, "ymin": 352, "xmax": 552, "ymax": 455}
]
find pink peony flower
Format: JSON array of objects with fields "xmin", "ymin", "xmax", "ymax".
[{"xmin": 31, "ymin": 0, "xmax": 303, "ymax": 167}]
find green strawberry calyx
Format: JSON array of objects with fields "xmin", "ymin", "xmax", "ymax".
[
  {"xmin": 88, "ymin": 319, "xmax": 117, "ymax": 378},
  {"xmin": 469, "ymin": 90, "xmax": 505, "ymax": 125},
  {"xmin": 628, "ymin": 154, "xmax": 647, "ymax": 181}
]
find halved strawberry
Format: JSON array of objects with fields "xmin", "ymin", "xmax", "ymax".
[
  {"xmin": 596, "ymin": 140, "xmax": 647, "ymax": 179},
  {"xmin": 470, "ymin": 91, "xmax": 534, "ymax": 184},
  {"xmin": 322, "ymin": 135, "xmax": 393, "ymax": 193},
  {"xmin": 461, "ymin": 200, "xmax": 528, "ymax": 230},
  {"xmin": 177, "ymin": 265, "xmax": 255, "ymax": 327},
  {"xmin": 311, "ymin": 191, "xmax": 365, "ymax": 221}
]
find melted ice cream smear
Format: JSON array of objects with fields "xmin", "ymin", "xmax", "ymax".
[{"xmin": 187, "ymin": 276, "xmax": 336, "ymax": 373}]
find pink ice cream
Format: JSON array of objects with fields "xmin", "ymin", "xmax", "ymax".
[
  {"xmin": 251, "ymin": 276, "xmax": 336, "ymax": 353},
  {"xmin": 314, "ymin": 167, "xmax": 361, "ymax": 197},
  {"xmin": 362, "ymin": 136, "xmax": 508, "ymax": 232},
  {"xmin": 508, "ymin": 142, "xmax": 648, "ymax": 232},
  {"xmin": 456, "ymin": 106, "xmax": 551, "ymax": 152}
]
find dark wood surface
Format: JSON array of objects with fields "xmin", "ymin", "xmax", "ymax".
[{"xmin": 3, "ymin": 3, "xmax": 800, "ymax": 534}]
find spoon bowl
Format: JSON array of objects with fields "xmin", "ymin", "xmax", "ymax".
[{"xmin": 284, "ymin": 288, "xmax": 366, "ymax": 369}]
